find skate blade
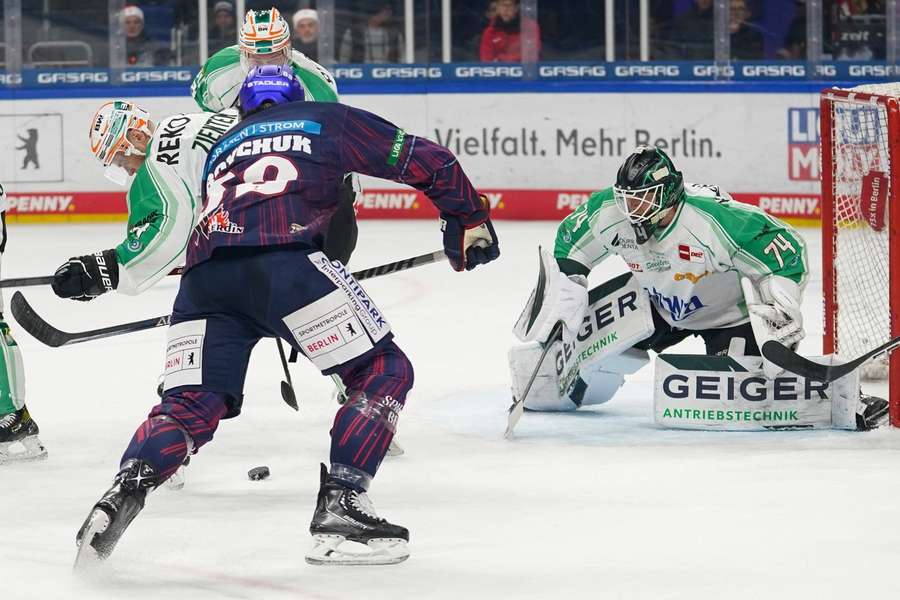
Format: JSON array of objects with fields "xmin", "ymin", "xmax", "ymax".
[
  {"xmin": 305, "ymin": 534, "xmax": 409, "ymax": 566},
  {"xmin": 0, "ymin": 436, "xmax": 48, "ymax": 464},
  {"xmin": 73, "ymin": 509, "xmax": 110, "ymax": 572},
  {"xmin": 165, "ymin": 465, "xmax": 186, "ymax": 491},
  {"xmin": 386, "ymin": 438, "xmax": 405, "ymax": 457}
]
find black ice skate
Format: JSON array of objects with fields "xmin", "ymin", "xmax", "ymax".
[
  {"xmin": 857, "ymin": 395, "xmax": 889, "ymax": 431},
  {"xmin": 74, "ymin": 459, "xmax": 157, "ymax": 569},
  {"xmin": 306, "ymin": 463, "xmax": 409, "ymax": 565},
  {"xmin": 0, "ymin": 405, "xmax": 47, "ymax": 463}
]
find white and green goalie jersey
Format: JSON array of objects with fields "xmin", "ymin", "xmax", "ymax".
[
  {"xmin": 191, "ymin": 46, "xmax": 339, "ymax": 112},
  {"xmin": 114, "ymin": 109, "xmax": 241, "ymax": 295},
  {"xmin": 554, "ymin": 184, "xmax": 808, "ymax": 331}
]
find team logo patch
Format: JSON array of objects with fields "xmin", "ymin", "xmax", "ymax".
[
  {"xmin": 648, "ymin": 287, "xmax": 705, "ymax": 322},
  {"xmin": 204, "ymin": 206, "xmax": 244, "ymax": 236},
  {"xmin": 673, "ymin": 271, "xmax": 710, "ymax": 284},
  {"xmin": 678, "ymin": 244, "xmax": 704, "ymax": 263},
  {"xmin": 162, "ymin": 320, "xmax": 206, "ymax": 390}
]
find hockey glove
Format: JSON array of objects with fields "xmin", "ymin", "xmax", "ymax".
[
  {"xmin": 51, "ymin": 249, "xmax": 119, "ymax": 302},
  {"xmin": 441, "ymin": 201, "xmax": 500, "ymax": 272}
]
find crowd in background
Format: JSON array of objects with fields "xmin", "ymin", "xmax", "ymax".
[{"xmin": 3, "ymin": 0, "xmax": 891, "ymax": 68}]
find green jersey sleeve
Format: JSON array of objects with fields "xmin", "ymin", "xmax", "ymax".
[
  {"xmin": 114, "ymin": 161, "xmax": 197, "ymax": 295},
  {"xmin": 191, "ymin": 47, "xmax": 242, "ymax": 113},
  {"xmin": 685, "ymin": 195, "xmax": 808, "ymax": 284},
  {"xmin": 191, "ymin": 46, "xmax": 339, "ymax": 113},
  {"xmin": 553, "ymin": 188, "xmax": 623, "ymax": 275}
]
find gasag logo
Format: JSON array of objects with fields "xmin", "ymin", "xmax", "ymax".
[{"xmin": 787, "ymin": 108, "xmax": 819, "ymax": 181}]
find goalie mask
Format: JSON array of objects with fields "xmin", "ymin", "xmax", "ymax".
[
  {"xmin": 613, "ymin": 146, "xmax": 684, "ymax": 244},
  {"xmin": 239, "ymin": 8, "xmax": 292, "ymax": 71},
  {"xmin": 89, "ymin": 100, "xmax": 154, "ymax": 186}
]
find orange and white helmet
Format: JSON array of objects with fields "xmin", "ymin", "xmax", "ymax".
[
  {"xmin": 239, "ymin": 8, "xmax": 292, "ymax": 70},
  {"xmin": 89, "ymin": 100, "xmax": 153, "ymax": 185}
]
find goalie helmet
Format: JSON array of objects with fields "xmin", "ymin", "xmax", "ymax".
[
  {"xmin": 239, "ymin": 65, "xmax": 305, "ymax": 117},
  {"xmin": 613, "ymin": 146, "xmax": 684, "ymax": 244},
  {"xmin": 89, "ymin": 100, "xmax": 153, "ymax": 186},
  {"xmin": 238, "ymin": 8, "xmax": 292, "ymax": 71}
]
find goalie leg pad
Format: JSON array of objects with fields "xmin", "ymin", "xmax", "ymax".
[
  {"xmin": 654, "ymin": 353, "xmax": 860, "ymax": 430},
  {"xmin": 509, "ymin": 339, "xmax": 577, "ymax": 411}
]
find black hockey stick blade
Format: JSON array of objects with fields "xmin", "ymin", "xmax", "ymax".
[
  {"xmin": 12, "ymin": 250, "xmax": 447, "ymax": 348},
  {"xmin": 504, "ymin": 320, "xmax": 564, "ymax": 439},
  {"xmin": 1, "ymin": 266, "xmax": 184, "ymax": 289},
  {"xmin": 276, "ymin": 338, "xmax": 299, "ymax": 411},
  {"xmin": 10, "ymin": 291, "xmax": 171, "ymax": 347},
  {"xmin": 761, "ymin": 335, "xmax": 900, "ymax": 383}
]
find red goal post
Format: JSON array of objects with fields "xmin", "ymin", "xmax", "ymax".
[{"xmin": 821, "ymin": 83, "xmax": 900, "ymax": 427}]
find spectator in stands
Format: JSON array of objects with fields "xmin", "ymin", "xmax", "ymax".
[
  {"xmin": 662, "ymin": 0, "xmax": 713, "ymax": 59},
  {"xmin": 120, "ymin": 4, "xmax": 173, "ymax": 66},
  {"xmin": 122, "ymin": 5, "xmax": 154, "ymax": 66},
  {"xmin": 292, "ymin": 8, "xmax": 320, "ymax": 60},
  {"xmin": 729, "ymin": 0, "xmax": 764, "ymax": 59},
  {"xmin": 829, "ymin": 0, "xmax": 886, "ymax": 60},
  {"xmin": 339, "ymin": 2, "xmax": 404, "ymax": 63},
  {"xmin": 209, "ymin": 1, "xmax": 236, "ymax": 55},
  {"xmin": 777, "ymin": 0, "xmax": 807, "ymax": 59},
  {"xmin": 479, "ymin": 0, "xmax": 541, "ymax": 62}
]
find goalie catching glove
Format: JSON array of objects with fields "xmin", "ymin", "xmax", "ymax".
[
  {"xmin": 441, "ymin": 194, "xmax": 500, "ymax": 271},
  {"xmin": 743, "ymin": 275, "xmax": 804, "ymax": 348},
  {"xmin": 52, "ymin": 249, "xmax": 119, "ymax": 302}
]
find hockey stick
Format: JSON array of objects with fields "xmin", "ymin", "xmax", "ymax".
[
  {"xmin": 11, "ymin": 249, "xmax": 447, "ymax": 348},
  {"xmin": 276, "ymin": 338, "xmax": 299, "ymax": 411},
  {"xmin": 761, "ymin": 336, "xmax": 900, "ymax": 383},
  {"xmin": 504, "ymin": 321, "xmax": 564, "ymax": 439},
  {"xmin": 0, "ymin": 266, "xmax": 184, "ymax": 289}
]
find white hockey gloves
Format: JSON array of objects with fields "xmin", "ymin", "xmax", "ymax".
[
  {"xmin": 513, "ymin": 247, "xmax": 588, "ymax": 344},
  {"xmin": 742, "ymin": 275, "xmax": 805, "ymax": 377}
]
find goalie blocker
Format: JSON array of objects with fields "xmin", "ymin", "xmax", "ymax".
[{"xmin": 509, "ymin": 272, "xmax": 654, "ymax": 411}]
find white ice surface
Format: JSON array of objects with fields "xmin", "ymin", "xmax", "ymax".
[{"xmin": 2, "ymin": 220, "xmax": 899, "ymax": 600}]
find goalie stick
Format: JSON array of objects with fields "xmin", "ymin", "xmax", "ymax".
[
  {"xmin": 0, "ymin": 266, "xmax": 184, "ymax": 289},
  {"xmin": 761, "ymin": 336, "xmax": 900, "ymax": 383},
  {"xmin": 11, "ymin": 250, "xmax": 447, "ymax": 348},
  {"xmin": 504, "ymin": 321, "xmax": 563, "ymax": 439}
]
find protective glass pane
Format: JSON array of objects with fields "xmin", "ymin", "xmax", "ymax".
[
  {"xmin": 335, "ymin": 0, "xmax": 406, "ymax": 63},
  {"xmin": 827, "ymin": 0, "xmax": 886, "ymax": 60},
  {"xmin": 22, "ymin": 0, "xmax": 107, "ymax": 68},
  {"xmin": 537, "ymin": 0, "xmax": 603, "ymax": 61},
  {"xmin": 652, "ymin": 0, "xmax": 714, "ymax": 60}
]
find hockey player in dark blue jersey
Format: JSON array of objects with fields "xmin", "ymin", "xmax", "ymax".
[{"xmin": 63, "ymin": 65, "xmax": 499, "ymax": 567}]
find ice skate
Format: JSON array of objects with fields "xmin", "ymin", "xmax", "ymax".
[
  {"xmin": 74, "ymin": 459, "xmax": 157, "ymax": 570},
  {"xmin": 0, "ymin": 406, "xmax": 47, "ymax": 464},
  {"xmin": 306, "ymin": 464, "xmax": 409, "ymax": 566},
  {"xmin": 857, "ymin": 395, "xmax": 889, "ymax": 431}
]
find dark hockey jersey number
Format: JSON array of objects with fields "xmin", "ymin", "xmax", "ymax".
[{"xmin": 192, "ymin": 102, "xmax": 486, "ymax": 268}]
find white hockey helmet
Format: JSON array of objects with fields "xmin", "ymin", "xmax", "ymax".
[
  {"xmin": 239, "ymin": 8, "xmax": 292, "ymax": 70},
  {"xmin": 89, "ymin": 100, "xmax": 153, "ymax": 185}
]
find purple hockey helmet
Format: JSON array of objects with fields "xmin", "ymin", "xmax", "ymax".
[{"xmin": 238, "ymin": 64, "xmax": 305, "ymax": 117}]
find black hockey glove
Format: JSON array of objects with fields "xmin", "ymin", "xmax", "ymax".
[
  {"xmin": 441, "ymin": 214, "xmax": 500, "ymax": 272},
  {"xmin": 51, "ymin": 249, "xmax": 119, "ymax": 302}
]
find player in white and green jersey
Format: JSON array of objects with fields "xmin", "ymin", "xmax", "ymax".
[
  {"xmin": 550, "ymin": 146, "xmax": 809, "ymax": 352},
  {"xmin": 57, "ymin": 100, "xmax": 240, "ymax": 297},
  {"xmin": 512, "ymin": 146, "xmax": 887, "ymax": 428},
  {"xmin": 191, "ymin": 7, "xmax": 338, "ymax": 113},
  {"xmin": 0, "ymin": 182, "xmax": 47, "ymax": 463}
]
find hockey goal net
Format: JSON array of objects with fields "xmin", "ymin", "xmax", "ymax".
[{"xmin": 821, "ymin": 82, "xmax": 900, "ymax": 426}]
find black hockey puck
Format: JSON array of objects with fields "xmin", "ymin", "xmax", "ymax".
[{"xmin": 248, "ymin": 466, "xmax": 270, "ymax": 481}]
